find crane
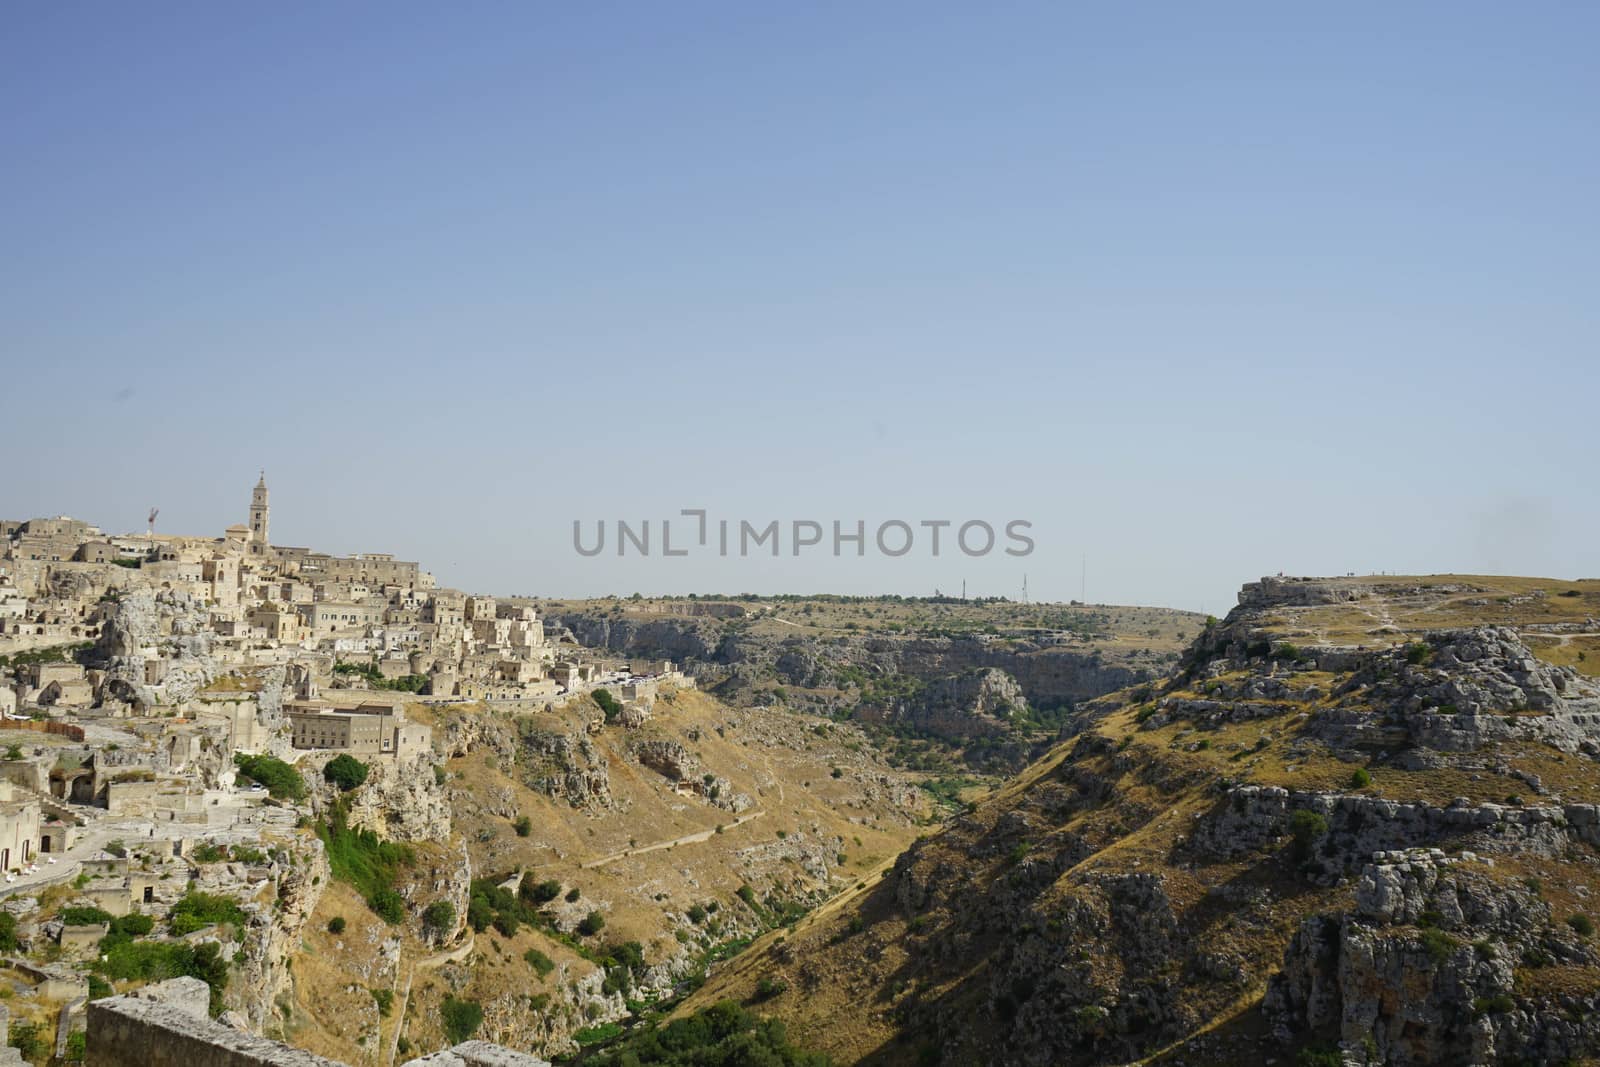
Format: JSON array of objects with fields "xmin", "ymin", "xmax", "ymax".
[{"xmin": 147, "ymin": 507, "xmax": 159, "ymax": 536}]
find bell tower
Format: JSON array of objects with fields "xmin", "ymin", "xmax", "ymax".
[{"xmin": 249, "ymin": 472, "xmax": 270, "ymax": 551}]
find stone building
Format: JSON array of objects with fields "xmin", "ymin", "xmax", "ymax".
[
  {"xmin": 0, "ymin": 780, "xmax": 42, "ymax": 873},
  {"xmin": 286, "ymin": 700, "xmax": 430, "ymax": 759}
]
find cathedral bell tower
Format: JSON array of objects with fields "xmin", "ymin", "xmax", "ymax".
[{"xmin": 249, "ymin": 472, "xmax": 270, "ymax": 553}]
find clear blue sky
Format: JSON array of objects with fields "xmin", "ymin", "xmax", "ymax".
[{"xmin": 4, "ymin": 3, "xmax": 1596, "ymax": 611}]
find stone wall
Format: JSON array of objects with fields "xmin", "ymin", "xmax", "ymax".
[{"xmin": 87, "ymin": 979, "xmax": 550, "ymax": 1067}]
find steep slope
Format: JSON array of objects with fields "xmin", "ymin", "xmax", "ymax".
[
  {"xmin": 287, "ymin": 687, "xmax": 934, "ymax": 1062},
  {"xmin": 680, "ymin": 576, "xmax": 1600, "ymax": 1067}
]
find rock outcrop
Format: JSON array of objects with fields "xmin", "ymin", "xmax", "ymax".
[
  {"xmin": 1266, "ymin": 851, "xmax": 1600, "ymax": 1066},
  {"xmin": 92, "ymin": 590, "xmax": 218, "ymax": 709}
]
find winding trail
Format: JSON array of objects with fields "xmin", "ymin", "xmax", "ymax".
[
  {"xmin": 385, "ymin": 933, "xmax": 476, "ymax": 1066},
  {"xmin": 580, "ymin": 810, "xmax": 764, "ymax": 869}
]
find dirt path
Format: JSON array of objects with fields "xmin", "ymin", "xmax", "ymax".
[
  {"xmin": 1520, "ymin": 631, "xmax": 1600, "ymax": 645},
  {"xmin": 580, "ymin": 810, "xmax": 765, "ymax": 869},
  {"xmin": 386, "ymin": 933, "xmax": 476, "ymax": 1065}
]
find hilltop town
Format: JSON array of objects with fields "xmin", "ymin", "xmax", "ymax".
[{"xmin": 0, "ymin": 478, "xmax": 719, "ymax": 1067}]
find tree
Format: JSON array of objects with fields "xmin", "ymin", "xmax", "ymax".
[
  {"xmin": 323, "ymin": 755, "xmax": 369, "ymax": 792},
  {"xmin": 233, "ymin": 753, "xmax": 306, "ymax": 800},
  {"xmin": 577, "ymin": 910, "xmax": 606, "ymax": 936},
  {"xmin": 327, "ymin": 916, "xmax": 346, "ymax": 935},
  {"xmin": 466, "ymin": 894, "xmax": 494, "ymax": 933},
  {"xmin": 523, "ymin": 879, "xmax": 561, "ymax": 904},
  {"xmin": 593, "ymin": 688, "xmax": 623, "ymax": 723},
  {"xmin": 423, "ymin": 900, "xmax": 457, "ymax": 935}
]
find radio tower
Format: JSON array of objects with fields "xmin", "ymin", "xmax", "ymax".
[{"xmin": 1022, "ymin": 573, "xmax": 1029, "ymax": 604}]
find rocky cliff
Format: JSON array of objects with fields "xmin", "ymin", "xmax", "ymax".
[
  {"xmin": 550, "ymin": 605, "xmax": 1191, "ymax": 769},
  {"xmin": 679, "ymin": 575, "xmax": 1600, "ymax": 1067},
  {"xmin": 92, "ymin": 590, "xmax": 218, "ymax": 709}
]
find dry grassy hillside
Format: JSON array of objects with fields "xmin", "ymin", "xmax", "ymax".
[
  {"xmin": 681, "ymin": 576, "xmax": 1600, "ymax": 1067},
  {"xmin": 289, "ymin": 687, "xmax": 936, "ymax": 1061}
]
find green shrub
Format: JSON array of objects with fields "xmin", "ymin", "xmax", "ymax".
[
  {"xmin": 97, "ymin": 940, "xmax": 230, "ymax": 1014},
  {"xmin": 1350, "ymin": 768, "xmax": 1372, "ymax": 789},
  {"xmin": 60, "ymin": 906, "xmax": 114, "ymax": 926},
  {"xmin": 1421, "ymin": 927, "xmax": 1458, "ymax": 963},
  {"xmin": 593, "ymin": 688, "xmax": 623, "ymax": 723},
  {"xmin": 1404, "ymin": 642, "xmax": 1433, "ymax": 665},
  {"xmin": 574, "ymin": 1021, "xmax": 625, "ymax": 1047},
  {"xmin": 371, "ymin": 987, "xmax": 394, "ymax": 1017},
  {"xmin": 1289, "ymin": 809, "xmax": 1329, "ymax": 863},
  {"xmin": 584, "ymin": 1000, "xmax": 829, "ymax": 1064},
  {"xmin": 1568, "ymin": 914, "xmax": 1595, "ymax": 938},
  {"xmin": 440, "ymin": 996, "xmax": 484, "ymax": 1044},
  {"xmin": 566, "ymin": 887, "xmax": 581, "ymax": 903},
  {"xmin": 525, "ymin": 948, "xmax": 555, "ymax": 978},
  {"xmin": 8, "ymin": 1021, "xmax": 44, "ymax": 1061},
  {"xmin": 577, "ymin": 910, "xmax": 606, "ymax": 937},
  {"xmin": 524, "ymin": 879, "xmax": 561, "ymax": 904},
  {"xmin": 108, "ymin": 913, "xmax": 153, "ymax": 938},
  {"xmin": 753, "ymin": 976, "xmax": 789, "ymax": 1001},
  {"xmin": 423, "ymin": 900, "xmax": 457, "ymax": 934},
  {"xmin": 327, "ymin": 916, "xmax": 347, "ymax": 935},
  {"xmin": 1296, "ymin": 1046, "xmax": 1343, "ymax": 1067},
  {"xmin": 316, "ymin": 800, "xmax": 414, "ymax": 922},
  {"xmin": 323, "ymin": 754, "xmax": 369, "ymax": 792},
  {"xmin": 368, "ymin": 889, "xmax": 406, "ymax": 925},
  {"xmin": 168, "ymin": 892, "xmax": 245, "ymax": 936},
  {"xmin": 513, "ymin": 815, "xmax": 533, "ymax": 837},
  {"xmin": 233, "ymin": 753, "xmax": 306, "ymax": 800},
  {"xmin": 191, "ymin": 842, "xmax": 229, "ymax": 863},
  {"xmin": 1473, "ymin": 993, "xmax": 1516, "ymax": 1015}
]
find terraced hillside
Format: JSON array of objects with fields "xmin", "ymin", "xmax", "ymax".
[{"xmin": 679, "ymin": 575, "xmax": 1600, "ymax": 1067}]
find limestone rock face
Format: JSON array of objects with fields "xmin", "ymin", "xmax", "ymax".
[
  {"xmin": 519, "ymin": 729, "xmax": 612, "ymax": 811},
  {"xmin": 916, "ymin": 667, "xmax": 1030, "ymax": 737},
  {"xmin": 311, "ymin": 750, "xmax": 453, "ymax": 843},
  {"xmin": 1266, "ymin": 853, "xmax": 1600, "ymax": 1066},
  {"xmin": 632, "ymin": 739, "xmax": 698, "ymax": 781},
  {"xmin": 857, "ymin": 666, "xmax": 1030, "ymax": 740},
  {"xmin": 1349, "ymin": 627, "xmax": 1600, "ymax": 714},
  {"xmin": 232, "ymin": 840, "xmax": 330, "ymax": 1030},
  {"xmin": 92, "ymin": 590, "xmax": 218, "ymax": 709},
  {"xmin": 551, "ymin": 610, "xmax": 1164, "ymax": 731}
]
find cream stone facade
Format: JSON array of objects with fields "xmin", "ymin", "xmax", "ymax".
[
  {"xmin": 0, "ymin": 779, "xmax": 42, "ymax": 873},
  {"xmin": 287, "ymin": 700, "xmax": 431, "ymax": 759}
]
